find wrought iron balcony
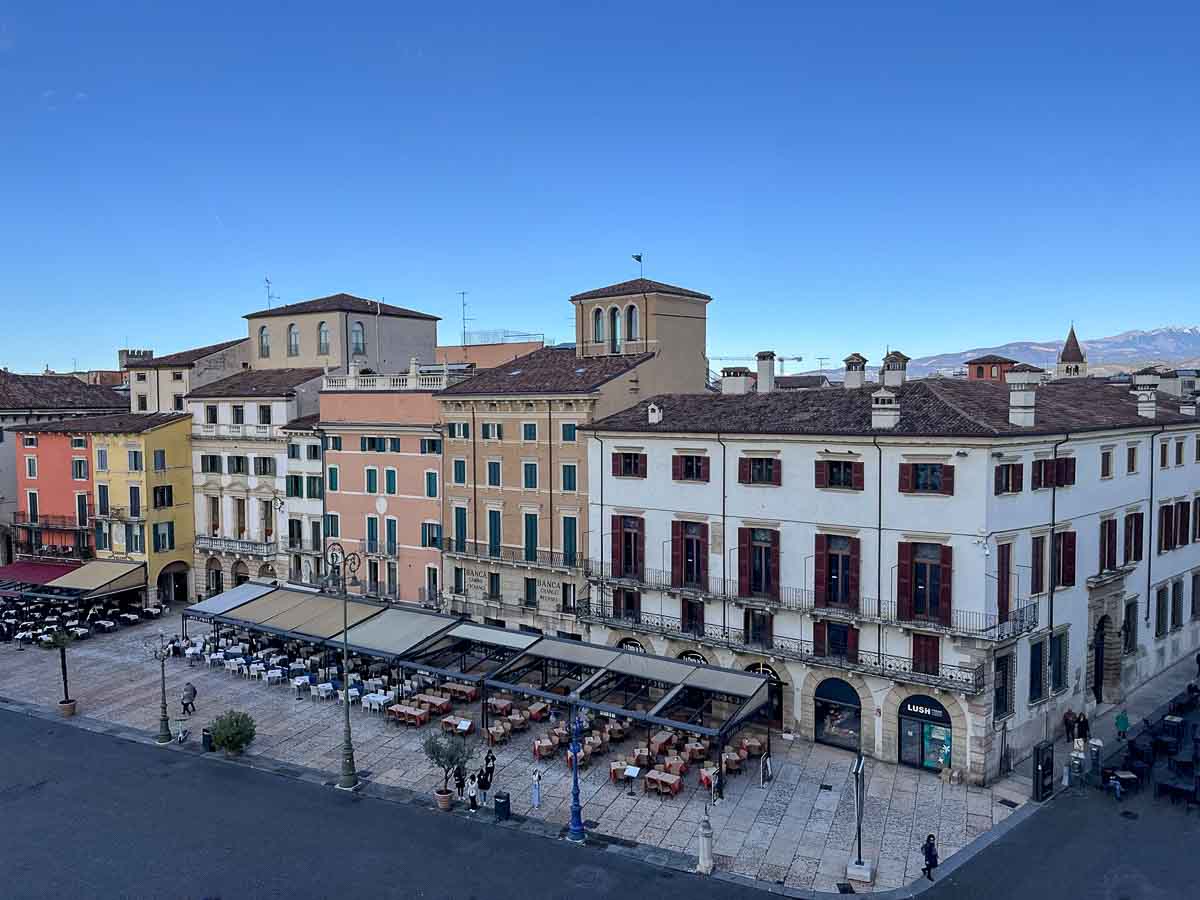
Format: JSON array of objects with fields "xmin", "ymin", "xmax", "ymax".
[
  {"xmin": 15, "ymin": 541, "xmax": 94, "ymax": 561},
  {"xmin": 13, "ymin": 510, "xmax": 92, "ymax": 530},
  {"xmin": 196, "ymin": 534, "xmax": 276, "ymax": 557},
  {"xmin": 443, "ymin": 539, "xmax": 581, "ymax": 571},
  {"xmin": 578, "ymin": 601, "xmax": 986, "ymax": 694},
  {"xmin": 577, "ymin": 338, "xmax": 660, "ymax": 359},
  {"xmin": 283, "ymin": 536, "xmax": 325, "ymax": 554}
]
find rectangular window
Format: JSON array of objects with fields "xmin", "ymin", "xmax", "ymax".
[
  {"xmin": 1193, "ymin": 572, "xmax": 1200, "ymax": 620},
  {"xmin": 286, "ymin": 475, "xmax": 303, "ymax": 498},
  {"xmin": 1124, "ymin": 512, "xmax": 1144, "ymax": 564},
  {"xmin": 71, "ymin": 436, "xmax": 86, "ymax": 449},
  {"xmin": 1053, "ymin": 531, "xmax": 1076, "ymax": 587},
  {"xmin": 126, "ymin": 523, "xmax": 145, "ymax": 553},
  {"xmin": 1032, "ymin": 457, "xmax": 1076, "ymax": 489},
  {"xmin": 487, "ymin": 572, "xmax": 501, "ymax": 600},
  {"xmin": 1172, "ymin": 581, "xmax": 1184, "ymax": 630},
  {"xmin": 561, "ymin": 463, "xmax": 577, "ymax": 492},
  {"xmin": 563, "ymin": 515, "xmax": 577, "ymax": 566},
  {"xmin": 1100, "ymin": 449, "xmax": 1113, "ymax": 479},
  {"xmin": 1031, "ymin": 534, "xmax": 1045, "ymax": 594},
  {"xmin": 253, "ymin": 456, "xmax": 276, "ymax": 477},
  {"xmin": 912, "ymin": 543, "xmax": 945, "ymax": 619},
  {"xmin": 1124, "ymin": 599, "xmax": 1139, "ymax": 653},
  {"xmin": 136, "ymin": 394, "xmax": 147, "ymax": 411},
  {"xmin": 523, "ymin": 462, "xmax": 537, "ymax": 490},
  {"xmin": 1049, "ymin": 632, "xmax": 1067, "ymax": 694},
  {"xmin": 324, "ymin": 513, "xmax": 340, "ymax": 538},
  {"xmin": 1177, "ymin": 501, "xmax": 1192, "ymax": 548},
  {"xmin": 993, "ymin": 463, "xmax": 1023, "ymax": 495},
  {"xmin": 97, "ymin": 484, "xmax": 109, "ymax": 517},
  {"xmin": 488, "ymin": 509, "xmax": 502, "ymax": 557},
  {"xmin": 522, "ymin": 423, "xmax": 537, "ymax": 442},
  {"xmin": 997, "ymin": 542, "xmax": 1012, "ymax": 621},
  {"xmin": 22, "ymin": 435, "xmax": 38, "ymax": 448},
  {"xmin": 288, "ymin": 443, "xmax": 300, "ymax": 460},
  {"xmin": 561, "ymin": 583, "xmax": 577, "ymax": 613},
  {"xmin": 205, "ymin": 405, "xmax": 218, "ymax": 425},
  {"xmin": 614, "ymin": 452, "xmax": 646, "ymax": 478},
  {"xmin": 453, "ymin": 566, "xmax": 465, "ymax": 594},
  {"xmin": 152, "ymin": 485, "xmax": 173, "ymax": 509},
  {"xmin": 327, "ymin": 466, "xmax": 339, "ymax": 492},
  {"xmin": 153, "ymin": 449, "xmax": 166, "ymax": 471},
  {"xmin": 1159, "ymin": 504, "xmax": 1177, "ymax": 553},
  {"xmin": 135, "ymin": 372, "xmax": 147, "ymax": 382},
  {"xmin": 128, "ymin": 485, "xmax": 142, "ymax": 518},
  {"xmin": 425, "ymin": 471, "xmax": 438, "ymax": 498},
  {"xmin": 128, "ymin": 450, "xmax": 144, "ymax": 472},
  {"xmin": 827, "ymin": 460, "xmax": 858, "ymax": 489},
  {"xmin": 200, "ymin": 454, "xmax": 221, "ymax": 474},
  {"xmin": 307, "ymin": 444, "xmax": 320, "ymax": 461},
  {"xmin": 1127, "ymin": 444, "xmax": 1138, "ymax": 474},
  {"xmin": 226, "ymin": 455, "xmax": 247, "ymax": 475},
  {"xmin": 453, "ymin": 506, "xmax": 467, "ymax": 552},
  {"xmin": 232, "ymin": 405, "xmax": 245, "ymax": 425},
  {"xmin": 75, "ymin": 492, "xmax": 89, "ymax": 526},
  {"xmin": 487, "ymin": 461, "xmax": 501, "ymax": 487},
  {"xmin": 524, "ymin": 577, "xmax": 537, "ymax": 608},
  {"xmin": 173, "ymin": 394, "xmax": 184, "ymax": 411},
  {"xmin": 1156, "ymin": 586, "xmax": 1169, "ymax": 637},
  {"xmin": 743, "ymin": 457, "xmax": 780, "ymax": 486},
  {"xmin": 365, "ymin": 468, "xmax": 378, "ymax": 494},
  {"xmin": 1176, "ymin": 440, "xmax": 1186, "ymax": 466},
  {"xmin": 482, "ymin": 422, "xmax": 503, "ymax": 440},
  {"xmin": 995, "ymin": 654, "xmax": 1013, "ymax": 719},
  {"xmin": 25, "ymin": 456, "xmax": 36, "ymax": 478},
  {"xmin": 306, "ymin": 476, "xmax": 323, "ymax": 499},
  {"xmin": 446, "ymin": 422, "xmax": 470, "ymax": 440},
  {"xmin": 453, "ymin": 459, "xmax": 467, "ymax": 485},
  {"xmin": 71, "ymin": 458, "xmax": 88, "ymax": 480},
  {"xmin": 384, "ymin": 469, "xmax": 397, "ymax": 495},
  {"xmin": 258, "ymin": 405, "xmax": 272, "ymax": 426},
  {"xmin": 523, "ymin": 513, "xmax": 538, "ymax": 562},
  {"xmin": 420, "ymin": 438, "xmax": 442, "ymax": 454},
  {"xmin": 361, "ymin": 436, "xmax": 386, "ymax": 452},
  {"xmin": 385, "ymin": 518, "xmax": 398, "ymax": 556},
  {"xmin": 561, "ymin": 423, "xmax": 577, "ymax": 442},
  {"xmin": 824, "ymin": 534, "xmax": 853, "ymax": 605},
  {"xmin": 681, "ymin": 522, "xmax": 707, "ymax": 589},
  {"xmin": 1029, "ymin": 640, "xmax": 1045, "ymax": 704},
  {"xmin": 674, "ymin": 454, "xmax": 710, "ymax": 482},
  {"xmin": 171, "ymin": 371, "xmax": 183, "ymax": 381},
  {"xmin": 420, "ymin": 522, "xmax": 442, "ymax": 549},
  {"xmin": 912, "ymin": 633, "xmax": 940, "ymax": 676},
  {"xmin": 96, "ymin": 448, "xmax": 108, "ymax": 472},
  {"xmin": 152, "ymin": 521, "xmax": 175, "ymax": 552},
  {"xmin": 1098, "ymin": 518, "xmax": 1118, "ymax": 572},
  {"xmin": 913, "ymin": 463, "xmax": 943, "ymax": 493},
  {"xmin": 95, "ymin": 523, "xmax": 109, "ymax": 551},
  {"xmin": 388, "ymin": 437, "xmax": 402, "ymax": 453},
  {"xmin": 329, "ymin": 435, "xmax": 341, "ymax": 451}
]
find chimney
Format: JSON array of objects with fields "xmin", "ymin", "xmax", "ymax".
[
  {"xmin": 648, "ymin": 402, "xmax": 663, "ymax": 425},
  {"xmin": 1131, "ymin": 367, "xmax": 1162, "ymax": 395},
  {"xmin": 882, "ymin": 351, "xmax": 910, "ymax": 388},
  {"xmin": 1135, "ymin": 391, "xmax": 1157, "ymax": 420},
  {"xmin": 843, "ymin": 353, "xmax": 867, "ymax": 390},
  {"xmin": 1179, "ymin": 399, "xmax": 1197, "ymax": 417},
  {"xmin": 721, "ymin": 366, "xmax": 753, "ymax": 395},
  {"xmin": 871, "ymin": 387, "xmax": 899, "ymax": 430},
  {"xmin": 756, "ymin": 351, "xmax": 776, "ymax": 394},
  {"xmin": 1008, "ymin": 383, "xmax": 1036, "ymax": 427}
]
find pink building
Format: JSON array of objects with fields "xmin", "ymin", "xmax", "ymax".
[{"xmin": 319, "ymin": 365, "xmax": 468, "ymax": 604}]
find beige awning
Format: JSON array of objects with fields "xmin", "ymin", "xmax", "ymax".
[
  {"xmin": 223, "ymin": 588, "xmax": 314, "ymax": 624},
  {"xmin": 46, "ymin": 560, "xmax": 146, "ymax": 598},
  {"xmin": 343, "ymin": 608, "xmax": 457, "ymax": 656},
  {"xmin": 290, "ymin": 600, "xmax": 383, "ymax": 640}
]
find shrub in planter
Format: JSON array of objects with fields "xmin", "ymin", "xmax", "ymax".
[
  {"xmin": 422, "ymin": 731, "xmax": 472, "ymax": 809},
  {"xmin": 209, "ymin": 710, "xmax": 257, "ymax": 756}
]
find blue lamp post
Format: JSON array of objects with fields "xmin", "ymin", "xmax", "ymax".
[{"xmin": 566, "ymin": 706, "xmax": 586, "ymax": 843}]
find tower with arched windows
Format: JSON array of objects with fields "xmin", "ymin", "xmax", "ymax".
[{"xmin": 1055, "ymin": 325, "xmax": 1088, "ymax": 379}]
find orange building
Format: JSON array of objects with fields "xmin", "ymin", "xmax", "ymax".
[
  {"xmin": 12, "ymin": 428, "xmax": 94, "ymax": 561},
  {"xmin": 965, "ymin": 355, "xmax": 1016, "ymax": 382}
]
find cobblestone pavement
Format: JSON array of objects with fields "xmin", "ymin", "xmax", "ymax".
[{"xmin": 0, "ymin": 613, "xmax": 1026, "ymax": 893}]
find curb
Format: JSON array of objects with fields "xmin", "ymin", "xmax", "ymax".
[{"xmin": 0, "ymin": 694, "xmax": 1045, "ymax": 896}]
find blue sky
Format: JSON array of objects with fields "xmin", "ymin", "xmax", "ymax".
[{"xmin": 2, "ymin": 2, "xmax": 1198, "ymax": 373}]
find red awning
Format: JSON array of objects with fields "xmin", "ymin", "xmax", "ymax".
[{"xmin": 0, "ymin": 561, "xmax": 82, "ymax": 593}]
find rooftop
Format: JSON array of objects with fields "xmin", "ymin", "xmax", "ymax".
[
  {"xmin": 437, "ymin": 346, "xmax": 653, "ymax": 397},
  {"xmin": 965, "ymin": 354, "xmax": 1017, "ymax": 365},
  {"xmin": 282, "ymin": 413, "xmax": 321, "ymax": 432},
  {"xmin": 569, "ymin": 277, "xmax": 711, "ymax": 302},
  {"xmin": 243, "ymin": 293, "xmax": 439, "ymax": 321},
  {"xmin": 1060, "ymin": 326, "xmax": 1086, "ymax": 363},
  {"xmin": 123, "ymin": 338, "xmax": 248, "ymax": 369},
  {"xmin": 9, "ymin": 412, "xmax": 191, "ymax": 436},
  {"xmin": 589, "ymin": 378, "xmax": 1199, "ymax": 438},
  {"xmin": 1009, "ymin": 363, "xmax": 1046, "ymax": 373},
  {"xmin": 0, "ymin": 370, "xmax": 126, "ymax": 411},
  {"xmin": 775, "ymin": 375, "xmax": 831, "ymax": 390},
  {"xmin": 186, "ymin": 368, "xmax": 325, "ymax": 399}
]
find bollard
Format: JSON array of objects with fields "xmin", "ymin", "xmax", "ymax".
[{"xmin": 696, "ymin": 810, "xmax": 714, "ymax": 875}]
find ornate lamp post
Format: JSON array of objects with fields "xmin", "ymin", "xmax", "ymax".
[
  {"xmin": 566, "ymin": 706, "xmax": 586, "ymax": 843},
  {"xmin": 322, "ymin": 542, "xmax": 362, "ymax": 791},
  {"xmin": 146, "ymin": 632, "xmax": 173, "ymax": 744}
]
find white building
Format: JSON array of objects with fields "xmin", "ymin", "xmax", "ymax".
[
  {"xmin": 281, "ymin": 414, "xmax": 325, "ymax": 587},
  {"xmin": 584, "ymin": 354, "xmax": 1200, "ymax": 783},
  {"xmin": 187, "ymin": 368, "xmax": 323, "ymax": 596},
  {"xmin": 123, "ymin": 339, "xmax": 250, "ymax": 413}
]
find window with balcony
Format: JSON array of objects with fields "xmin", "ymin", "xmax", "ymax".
[
  {"xmin": 453, "ymin": 506, "xmax": 467, "ymax": 552},
  {"xmin": 736, "ymin": 527, "xmax": 779, "ymax": 599},
  {"xmin": 612, "ymin": 452, "xmax": 646, "ymax": 478},
  {"xmin": 672, "ymin": 521, "xmax": 708, "ymax": 589},
  {"xmin": 816, "ymin": 534, "xmax": 858, "ymax": 608},
  {"xmin": 562, "ymin": 515, "xmax": 577, "ymax": 565},
  {"xmin": 813, "ymin": 620, "xmax": 857, "ymax": 662},
  {"xmin": 898, "ymin": 542, "xmax": 952, "ymax": 625},
  {"xmin": 351, "ymin": 321, "xmax": 366, "ymax": 355},
  {"xmin": 739, "ymin": 457, "xmax": 781, "ymax": 486},
  {"xmin": 743, "ymin": 609, "xmax": 772, "ymax": 647},
  {"xmin": 613, "ymin": 588, "xmax": 640, "ymax": 622},
  {"xmin": 385, "ymin": 518, "xmax": 398, "ymax": 556},
  {"xmin": 673, "ymin": 454, "xmax": 709, "ymax": 482},
  {"xmin": 231, "ymin": 405, "xmax": 244, "ymax": 426},
  {"xmin": 612, "ymin": 515, "xmax": 644, "ymax": 579},
  {"xmin": 681, "ymin": 597, "xmax": 704, "ymax": 636},
  {"xmin": 487, "ymin": 509, "xmax": 501, "ymax": 557},
  {"xmin": 208, "ymin": 496, "xmax": 220, "ymax": 535},
  {"xmin": 997, "ymin": 542, "xmax": 1012, "ymax": 622},
  {"xmin": 912, "ymin": 633, "xmax": 940, "ymax": 676},
  {"xmin": 523, "ymin": 513, "xmax": 538, "ymax": 562}
]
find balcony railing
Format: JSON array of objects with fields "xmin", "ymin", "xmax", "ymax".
[
  {"xmin": 283, "ymin": 537, "xmax": 325, "ymax": 554},
  {"xmin": 579, "ymin": 602, "xmax": 985, "ymax": 694},
  {"xmin": 94, "ymin": 505, "xmax": 144, "ymax": 523},
  {"xmin": 443, "ymin": 539, "xmax": 580, "ymax": 570},
  {"xmin": 322, "ymin": 370, "xmax": 471, "ymax": 392},
  {"xmin": 196, "ymin": 534, "xmax": 276, "ymax": 557},
  {"xmin": 583, "ymin": 560, "xmax": 1038, "ymax": 641},
  {"xmin": 13, "ymin": 511, "xmax": 92, "ymax": 530},
  {"xmin": 363, "ymin": 539, "xmax": 402, "ymax": 559},
  {"xmin": 15, "ymin": 541, "xmax": 94, "ymax": 562},
  {"xmin": 195, "ymin": 423, "xmax": 280, "ymax": 441},
  {"xmin": 577, "ymin": 339, "xmax": 660, "ymax": 359}
]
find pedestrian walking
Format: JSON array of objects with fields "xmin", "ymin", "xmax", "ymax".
[
  {"xmin": 1115, "ymin": 709, "xmax": 1130, "ymax": 740},
  {"xmin": 453, "ymin": 764, "xmax": 466, "ymax": 800},
  {"xmin": 181, "ymin": 682, "xmax": 197, "ymax": 716},
  {"xmin": 467, "ymin": 773, "xmax": 479, "ymax": 812},
  {"xmin": 1076, "ymin": 711, "xmax": 1090, "ymax": 742},
  {"xmin": 531, "ymin": 768, "xmax": 542, "ymax": 809},
  {"xmin": 478, "ymin": 767, "xmax": 492, "ymax": 807},
  {"xmin": 1062, "ymin": 709, "xmax": 1077, "ymax": 741},
  {"xmin": 920, "ymin": 834, "xmax": 939, "ymax": 881}
]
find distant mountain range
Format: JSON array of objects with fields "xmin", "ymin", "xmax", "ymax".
[{"xmin": 870, "ymin": 326, "xmax": 1200, "ymax": 378}]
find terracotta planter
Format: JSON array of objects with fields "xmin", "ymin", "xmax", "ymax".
[
  {"xmin": 58, "ymin": 699, "xmax": 77, "ymax": 718},
  {"xmin": 435, "ymin": 788, "xmax": 453, "ymax": 811}
]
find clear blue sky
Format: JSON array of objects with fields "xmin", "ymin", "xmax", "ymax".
[{"xmin": 2, "ymin": 2, "xmax": 1198, "ymax": 373}]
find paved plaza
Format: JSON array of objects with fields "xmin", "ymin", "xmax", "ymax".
[{"xmin": 0, "ymin": 612, "xmax": 1027, "ymax": 893}]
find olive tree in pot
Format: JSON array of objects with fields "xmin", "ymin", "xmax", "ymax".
[
  {"xmin": 209, "ymin": 710, "xmax": 257, "ymax": 757},
  {"xmin": 422, "ymin": 731, "xmax": 472, "ymax": 811},
  {"xmin": 47, "ymin": 630, "xmax": 77, "ymax": 717}
]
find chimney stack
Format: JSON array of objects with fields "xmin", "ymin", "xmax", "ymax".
[
  {"xmin": 756, "ymin": 351, "xmax": 776, "ymax": 394},
  {"xmin": 721, "ymin": 366, "xmax": 754, "ymax": 395},
  {"xmin": 648, "ymin": 402, "xmax": 663, "ymax": 425},
  {"xmin": 1179, "ymin": 398, "xmax": 1196, "ymax": 417},
  {"xmin": 1136, "ymin": 391, "xmax": 1158, "ymax": 420},
  {"xmin": 1004, "ymin": 366, "xmax": 1041, "ymax": 427},
  {"xmin": 871, "ymin": 387, "xmax": 899, "ymax": 430},
  {"xmin": 843, "ymin": 353, "xmax": 868, "ymax": 390},
  {"xmin": 1131, "ymin": 367, "xmax": 1160, "ymax": 420},
  {"xmin": 882, "ymin": 351, "xmax": 910, "ymax": 388}
]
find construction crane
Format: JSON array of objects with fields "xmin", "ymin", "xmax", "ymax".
[{"xmin": 710, "ymin": 354, "xmax": 805, "ymax": 374}]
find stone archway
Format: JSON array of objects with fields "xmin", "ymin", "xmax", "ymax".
[
  {"xmin": 798, "ymin": 669, "xmax": 876, "ymax": 753},
  {"xmin": 880, "ymin": 686, "xmax": 969, "ymax": 776},
  {"xmin": 156, "ymin": 561, "xmax": 190, "ymax": 606}
]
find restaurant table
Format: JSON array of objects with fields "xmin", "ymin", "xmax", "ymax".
[
  {"xmin": 534, "ymin": 738, "xmax": 556, "ymax": 760},
  {"xmin": 664, "ymin": 755, "xmax": 688, "ymax": 775},
  {"xmin": 506, "ymin": 713, "xmax": 528, "ymax": 731},
  {"xmin": 266, "ymin": 668, "xmax": 285, "ymax": 685},
  {"xmin": 683, "ymin": 741, "xmax": 706, "ymax": 761},
  {"xmin": 650, "ymin": 731, "xmax": 674, "ymax": 755},
  {"xmin": 723, "ymin": 751, "xmax": 743, "ymax": 773},
  {"xmin": 444, "ymin": 682, "xmax": 478, "ymax": 702},
  {"xmin": 630, "ymin": 746, "xmax": 651, "ymax": 766},
  {"xmin": 317, "ymin": 683, "xmax": 335, "ymax": 700},
  {"xmin": 743, "ymin": 737, "xmax": 764, "ymax": 756},
  {"xmin": 645, "ymin": 770, "xmax": 682, "ymax": 795},
  {"xmin": 699, "ymin": 766, "xmax": 718, "ymax": 789},
  {"xmin": 415, "ymin": 694, "xmax": 452, "ymax": 715},
  {"xmin": 488, "ymin": 698, "xmax": 513, "ymax": 716},
  {"xmin": 528, "ymin": 702, "xmax": 549, "ymax": 721},
  {"xmin": 389, "ymin": 704, "xmax": 430, "ymax": 727}
]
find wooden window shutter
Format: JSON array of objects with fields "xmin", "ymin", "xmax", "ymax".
[
  {"xmin": 1134, "ymin": 512, "xmax": 1144, "ymax": 559},
  {"xmin": 1061, "ymin": 532, "xmax": 1076, "ymax": 586},
  {"xmin": 898, "ymin": 463, "xmax": 913, "ymax": 493},
  {"xmin": 814, "ymin": 460, "xmax": 828, "ymax": 488},
  {"xmin": 769, "ymin": 529, "xmax": 780, "ymax": 601},
  {"xmin": 1106, "ymin": 519, "xmax": 1117, "ymax": 568},
  {"xmin": 1123, "ymin": 515, "xmax": 1133, "ymax": 564},
  {"xmin": 896, "ymin": 542, "xmax": 913, "ymax": 620},
  {"xmin": 940, "ymin": 464, "xmax": 955, "ymax": 496},
  {"xmin": 738, "ymin": 458, "xmax": 751, "ymax": 484},
  {"xmin": 737, "ymin": 527, "xmax": 751, "ymax": 597},
  {"xmin": 938, "ymin": 544, "xmax": 953, "ymax": 626},
  {"xmin": 772, "ymin": 459, "xmax": 782, "ymax": 486},
  {"xmin": 1195, "ymin": 498, "xmax": 1200, "ymax": 541},
  {"xmin": 1159, "ymin": 505, "xmax": 1173, "ymax": 552},
  {"xmin": 637, "ymin": 454, "xmax": 647, "ymax": 477},
  {"xmin": 994, "ymin": 466, "xmax": 1004, "ymax": 496},
  {"xmin": 700, "ymin": 456, "xmax": 711, "ymax": 482},
  {"xmin": 1066, "ymin": 457, "xmax": 1077, "ymax": 485},
  {"xmin": 1031, "ymin": 460, "xmax": 1043, "ymax": 490},
  {"xmin": 813, "ymin": 620, "xmax": 828, "ymax": 657},
  {"xmin": 1031, "ymin": 535, "xmax": 1045, "ymax": 595},
  {"xmin": 1012, "ymin": 464, "xmax": 1023, "ymax": 492},
  {"xmin": 698, "ymin": 523, "xmax": 709, "ymax": 583},
  {"xmin": 813, "ymin": 534, "xmax": 828, "ymax": 607},
  {"xmin": 1177, "ymin": 501, "xmax": 1191, "ymax": 546},
  {"xmin": 852, "ymin": 461, "xmax": 865, "ymax": 491},
  {"xmin": 848, "ymin": 537, "xmax": 861, "ymax": 611},
  {"xmin": 1099, "ymin": 522, "xmax": 1107, "ymax": 572},
  {"xmin": 742, "ymin": 607, "xmax": 752, "ymax": 637},
  {"xmin": 997, "ymin": 543, "xmax": 1011, "ymax": 622},
  {"xmin": 636, "ymin": 520, "xmax": 646, "ymax": 578},
  {"xmin": 671, "ymin": 455, "xmax": 682, "ymax": 480},
  {"xmin": 610, "ymin": 515, "xmax": 623, "ymax": 574},
  {"xmin": 611, "ymin": 453, "xmax": 620, "ymax": 477},
  {"xmin": 846, "ymin": 626, "xmax": 859, "ymax": 664},
  {"xmin": 670, "ymin": 521, "xmax": 683, "ymax": 588}
]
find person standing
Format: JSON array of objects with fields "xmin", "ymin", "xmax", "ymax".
[
  {"xmin": 1115, "ymin": 709, "xmax": 1130, "ymax": 740},
  {"xmin": 467, "ymin": 773, "xmax": 479, "ymax": 812},
  {"xmin": 478, "ymin": 767, "xmax": 492, "ymax": 808},
  {"xmin": 1076, "ymin": 711, "xmax": 1090, "ymax": 742},
  {"xmin": 531, "ymin": 768, "xmax": 542, "ymax": 810},
  {"xmin": 1062, "ymin": 710, "xmax": 1077, "ymax": 742},
  {"xmin": 920, "ymin": 834, "xmax": 939, "ymax": 881},
  {"xmin": 453, "ymin": 763, "xmax": 466, "ymax": 801},
  {"xmin": 484, "ymin": 749, "xmax": 497, "ymax": 783},
  {"xmin": 180, "ymin": 682, "xmax": 197, "ymax": 716}
]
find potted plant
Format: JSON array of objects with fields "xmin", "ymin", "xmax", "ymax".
[
  {"xmin": 209, "ymin": 710, "xmax": 257, "ymax": 757},
  {"xmin": 47, "ymin": 630, "xmax": 77, "ymax": 717},
  {"xmin": 422, "ymin": 731, "xmax": 472, "ymax": 811}
]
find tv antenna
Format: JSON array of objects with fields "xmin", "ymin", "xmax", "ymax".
[
  {"xmin": 458, "ymin": 291, "xmax": 473, "ymax": 346},
  {"xmin": 264, "ymin": 277, "xmax": 279, "ymax": 310},
  {"xmin": 816, "ymin": 356, "xmax": 829, "ymax": 376}
]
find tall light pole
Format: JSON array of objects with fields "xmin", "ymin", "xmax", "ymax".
[
  {"xmin": 566, "ymin": 705, "xmax": 586, "ymax": 843},
  {"xmin": 146, "ymin": 632, "xmax": 172, "ymax": 744},
  {"xmin": 324, "ymin": 542, "xmax": 362, "ymax": 791}
]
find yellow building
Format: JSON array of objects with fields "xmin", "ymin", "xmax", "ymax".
[{"xmin": 87, "ymin": 413, "xmax": 195, "ymax": 604}]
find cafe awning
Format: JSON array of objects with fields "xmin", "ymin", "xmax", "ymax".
[
  {"xmin": 185, "ymin": 580, "xmax": 277, "ymax": 620},
  {"xmin": 43, "ymin": 560, "xmax": 146, "ymax": 600},
  {"xmin": 342, "ymin": 608, "xmax": 460, "ymax": 659}
]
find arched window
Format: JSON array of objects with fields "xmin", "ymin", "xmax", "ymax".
[
  {"xmin": 609, "ymin": 307, "xmax": 621, "ymax": 354},
  {"xmin": 351, "ymin": 321, "xmax": 366, "ymax": 355},
  {"xmin": 626, "ymin": 305, "xmax": 639, "ymax": 341},
  {"xmin": 232, "ymin": 560, "xmax": 249, "ymax": 586},
  {"xmin": 258, "ymin": 326, "xmax": 270, "ymax": 359},
  {"xmin": 317, "ymin": 321, "xmax": 330, "ymax": 355},
  {"xmin": 617, "ymin": 638, "xmax": 645, "ymax": 653},
  {"xmin": 205, "ymin": 557, "xmax": 223, "ymax": 596},
  {"xmin": 287, "ymin": 324, "xmax": 300, "ymax": 357},
  {"xmin": 593, "ymin": 308, "xmax": 604, "ymax": 344}
]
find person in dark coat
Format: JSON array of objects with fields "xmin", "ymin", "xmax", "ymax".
[
  {"xmin": 1062, "ymin": 710, "xmax": 1077, "ymax": 741},
  {"xmin": 477, "ymin": 767, "xmax": 492, "ymax": 807},
  {"xmin": 453, "ymin": 764, "xmax": 466, "ymax": 800},
  {"xmin": 920, "ymin": 834, "xmax": 938, "ymax": 881},
  {"xmin": 1076, "ymin": 711, "xmax": 1090, "ymax": 742},
  {"xmin": 484, "ymin": 749, "xmax": 497, "ymax": 782},
  {"xmin": 181, "ymin": 682, "xmax": 197, "ymax": 716}
]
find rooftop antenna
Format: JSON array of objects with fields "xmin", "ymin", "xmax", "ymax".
[
  {"xmin": 458, "ymin": 291, "xmax": 472, "ymax": 346},
  {"xmin": 264, "ymin": 277, "xmax": 279, "ymax": 310},
  {"xmin": 632, "ymin": 253, "xmax": 643, "ymax": 279},
  {"xmin": 816, "ymin": 356, "xmax": 829, "ymax": 378}
]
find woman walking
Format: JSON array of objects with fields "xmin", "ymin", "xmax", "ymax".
[
  {"xmin": 1115, "ymin": 709, "xmax": 1130, "ymax": 741},
  {"xmin": 1076, "ymin": 711, "xmax": 1090, "ymax": 742},
  {"xmin": 531, "ymin": 768, "xmax": 542, "ymax": 810},
  {"xmin": 920, "ymin": 834, "xmax": 938, "ymax": 881}
]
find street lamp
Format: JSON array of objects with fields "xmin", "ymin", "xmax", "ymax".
[
  {"xmin": 145, "ymin": 631, "xmax": 173, "ymax": 744},
  {"xmin": 323, "ymin": 542, "xmax": 362, "ymax": 791},
  {"xmin": 566, "ymin": 705, "xmax": 586, "ymax": 843}
]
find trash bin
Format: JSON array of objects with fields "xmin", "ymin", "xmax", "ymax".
[
  {"xmin": 493, "ymin": 791, "xmax": 511, "ymax": 821},
  {"xmin": 202, "ymin": 728, "xmax": 213, "ymax": 752}
]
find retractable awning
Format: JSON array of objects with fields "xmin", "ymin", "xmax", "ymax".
[
  {"xmin": 185, "ymin": 581, "xmax": 276, "ymax": 620},
  {"xmin": 43, "ymin": 560, "xmax": 146, "ymax": 600}
]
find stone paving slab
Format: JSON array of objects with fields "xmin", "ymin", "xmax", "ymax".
[{"xmin": 0, "ymin": 611, "xmax": 1027, "ymax": 894}]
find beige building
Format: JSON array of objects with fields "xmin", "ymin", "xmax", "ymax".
[
  {"xmin": 245, "ymin": 293, "xmax": 438, "ymax": 374},
  {"xmin": 124, "ymin": 340, "xmax": 250, "ymax": 413},
  {"xmin": 437, "ymin": 278, "xmax": 710, "ymax": 635}
]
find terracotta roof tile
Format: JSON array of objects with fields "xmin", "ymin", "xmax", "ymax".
[
  {"xmin": 0, "ymin": 371, "xmax": 126, "ymax": 411},
  {"xmin": 186, "ymin": 368, "xmax": 324, "ymax": 399},
  {"xmin": 244, "ymin": 293, "xmax": 438, "ymax": 321},
  {"xmin": 11, "ymin": 412, "xmax": 191, "ymax": 435},
  {"xmin": 124, "ymin": 338, "xmax": 247, "ymax": 369},
  {"xmin": 569, "ymin": 278, "xmax": 710, "ymax": 302},
  {"xmin": 438, "ymin": 346, "xmax": 653, "ymax": 397}
]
